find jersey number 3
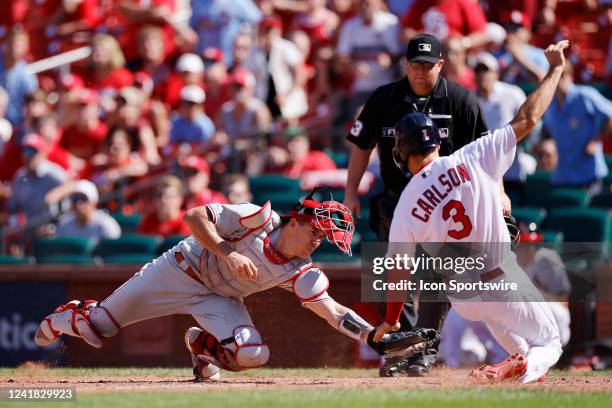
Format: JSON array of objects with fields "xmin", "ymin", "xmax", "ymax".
[{"xmin": 442, "ymin": 200, "xmax": 473, "ymax": 240}]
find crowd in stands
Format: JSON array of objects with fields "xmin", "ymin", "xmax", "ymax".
[{"xmin": 0, "ymin": 0, "xmax": 610, "ymax": 257}]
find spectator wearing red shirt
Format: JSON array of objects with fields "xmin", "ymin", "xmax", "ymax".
[
  {"xmin": 164, "ymin": 53, "xmax": 206, "ymax": 110},
  {"xmin": 290, "ymin": 0, "xmax": 340, "ymax": 60},
  {"xmin": 0, "ymin": 0, "xmax": 28, "ymax": 43},
  {"xmin": 136, "ymin": 25, "xmax": 172, "ymax": 96},
  {"xmin": 36, "ymin": 0, "xmax": 99, "ymax": 56},
  {"xmin": 177, "ymin": 155, "xmax": 228, "ymax": 210},
  {"xmin": 482, "ymin": 0, "xmax": 538, "ymax": 30},
  {"xmin": 283, "ymin": 128, "xmax": 336, "ymax": 178},
  {"xmin": 98, "ymin": 0, "xmax": 177, "ymax": 63},
  {"xmin": 137, "ymin": 175, "xmax": 191, "ymax": 237},
  {"xmin": 60, "ymin": 89, "xmax": 108, "ymax": 160},
  {"xmin": 107, "ymin": 87, "xmax": 161, "ymax": 165},
  {"xmin": 82, "ymin": 126, "xmax": 148, "ymax": 198},
  {"xmin": 77, "ymin": 34, "xmax": 134, "ymax": 91},
  {"xmin": 36, "ymin": 113, "xmax": 85, "ymax": 175},
  {"xmin": 0, "ymin": 89, "xmax": 49, "ymax": 183},
  {"xmin": 202, "ymin": 47, "xmax": 232, "ymax": 121},
  {"xmin": 261, "ymin": 127, "xmax": 337, "ymax": 177},
  {"xmin": 402, "ymin": 0, "xmax": 488, "ymax": 49},
  {"xmin": 442, "ymin": 37, "xmax": 476, "ymax": 91}
]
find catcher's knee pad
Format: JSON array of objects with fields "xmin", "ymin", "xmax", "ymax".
[
  {"xmin": 35, "ymin": 300, "xmax": 105, "ymax": 349},
  {"xmin": 233, "ymin": 325, "xmax": 269, "ymax": 369},
  {"xmin": 186, "ymin": 325, "xmax": 269, "ymax": 372}
]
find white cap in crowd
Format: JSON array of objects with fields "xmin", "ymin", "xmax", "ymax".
[
  {"xmin": 73, "ymin": 180, "xmax": 99, "ymax": 205},
  {"xmin": 176, "ymin": 53, "xmax": 205, "ymax": 74},
  {"xmin": 475, "ymin": 52, "xmax": 500, "ymax": 72},
  {"xmin": 180, "ymin": 85, "xmax": 206, "ymax": 104}
]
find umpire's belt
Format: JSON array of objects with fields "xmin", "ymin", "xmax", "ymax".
[
  {"xmin": 174, "ymin": 251, "xmax": 202, "ymax": 284},
  {"xmin": 480, "ymin": 267, "xmax": 504, "ymax": 283}
]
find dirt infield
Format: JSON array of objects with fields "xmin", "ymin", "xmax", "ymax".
[{"xmin": 2, "ymin": 364, "xmax": 611, "ymax": 394}]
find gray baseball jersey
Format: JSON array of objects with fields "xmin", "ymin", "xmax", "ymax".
[{"xmin": 177, "ymin": 202, "xmax": 312, "ymax": 298}]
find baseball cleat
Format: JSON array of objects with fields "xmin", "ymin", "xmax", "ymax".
[
  {"xmin": 185, "ymin": 327, "xmax": 221, "ymax": 382},
  {"xmin": 470, "ymin": 352, "xmax": 527, "ymax": 381}
]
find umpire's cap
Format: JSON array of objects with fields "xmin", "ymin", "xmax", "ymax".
[{"xmin": 392, "ymin": 113, "xmax": 441, "ymax": 174}]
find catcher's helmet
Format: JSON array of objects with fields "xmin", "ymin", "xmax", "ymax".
[
  {"xmin": 392, "ymin": 112, "xmax": 441, "ymax": 176},
  {"xmin": 284, "ymin": 189, "xmax": 355, "ymax": 256}
]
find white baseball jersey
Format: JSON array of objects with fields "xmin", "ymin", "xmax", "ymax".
[
  {"xmin": 388, "ymin": 125, "xmax": 563, "ymax": 383},
  {"xmin": 389, "ymin": 124, "xmax": 517, "ymax": 268}
]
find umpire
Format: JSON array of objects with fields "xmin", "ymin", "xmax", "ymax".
[{"xmin": 344, "ymin": 33, "xmax": 492, "ymax": 376}]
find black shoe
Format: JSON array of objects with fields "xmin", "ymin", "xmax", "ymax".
[
  {"xmin": 404, "ymin": 348, "xmax": 437, "ymax": 377},
  {"xmin": 381, "ymin": 348, "xmax": 437, "ymax": 377}
]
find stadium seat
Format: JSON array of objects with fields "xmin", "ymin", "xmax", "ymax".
[
  {"xmin": 102, "ymin": 254, "xmax": 153, "ymax": 265},
  {"xmin": 257, "ymin": 192, "xmax": 300, "ymax": 213},
  {"xmin": 591, "ymin": 193, "xmax": 612, "ymax": 209},
  {"xmin": 545, "ymin": 208, "xmax": 611, "ymax": 265},
  {"xmin": 545, "ymin": 208, "xmax": 611, "ymax": 242},
  {"xmin": 523, "ymin": 171, "xmax": 551, "ymax": 207},
  {"xmin": 111, "ymin": 212, "xmax": 143, "ymax": 234},
  {"xmin": 330, "ymin": 151, "xmax": 349, "ymax": 168},
  {"xmin": 34, "ymin": 237, "xmax": 97, "ymax": 260},
  {"xmin": 36, "ymin": 254, "xmax": 98, "ymax": 264},
  {"xmin": 541, "ymin": 230, "xmax": 564, "ymax": 244},
  {"xmin": 512, "ymin": 207, "xmax": 547, "ymax": 229},
  {"xmin": 249, "ymin": 175, "xmax": 301, "ymax": 198},
  {"xmin": 95, "ymin": 234, "xmax": 161, "ymax": 263},
  {"xmin": 605, "ymin": 155, "xmax": 612, "ymax": 171},
  {"xmin": 540, "ymin": 229, "xmax": 564, "ymax": 253},
  {"xmin": 0, "ymin": 255, "xmax": 32, "ymax": 264},
  {"xmin": 543, "ymin": 189, "xmax": 590, "ymax": 209},
  {"xmin": 157, "ymin": 235, "xmax": 188, "ymax": 255}
]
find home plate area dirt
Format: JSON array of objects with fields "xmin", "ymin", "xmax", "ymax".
[{"xmin": 2, "ymin": 363, "xmax": 612, "ymax": 394}]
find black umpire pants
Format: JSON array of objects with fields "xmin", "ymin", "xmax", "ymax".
[{"xmin": 371, "ymin": 191, "xmax": 450, "ymax": 336}]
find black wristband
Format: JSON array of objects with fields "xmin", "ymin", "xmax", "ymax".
[
  {"xmin": 367, "ymin": 330, "xmax": 384, "ymax": 355},
  {"xmin": 218, "ymin": 241, "xmax": 235, "ymax": 256}
]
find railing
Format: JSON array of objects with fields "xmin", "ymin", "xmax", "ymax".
[{"xmin": 25, "ymin": 7, "xmax": 192, "ymax": 75}]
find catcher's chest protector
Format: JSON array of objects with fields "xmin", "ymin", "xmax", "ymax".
[{"xmin": 181, "ymin": 205, "xmax": 310, "ymax": 298}]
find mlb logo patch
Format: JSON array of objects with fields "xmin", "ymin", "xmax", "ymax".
[
  {"xmin": 438, "ymin": 128, "xmax": 449, "ymax": 139},
  {"xmin": 418, "ymin": 43, "xmax": 432, "ymax": 52}
]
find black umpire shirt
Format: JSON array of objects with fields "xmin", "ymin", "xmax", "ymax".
[{"xmin": 346, "ymin": 76, "xmax": 490, "ymax": 196}]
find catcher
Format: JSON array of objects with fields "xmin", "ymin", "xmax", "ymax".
[{"xmin": 34, "ymin": 191, "xmax": 435, "ymax": 380}]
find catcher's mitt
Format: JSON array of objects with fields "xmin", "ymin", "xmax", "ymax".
[{"xmin": 368, "ymin": 328, "xmax": 440, "ymax": 362}]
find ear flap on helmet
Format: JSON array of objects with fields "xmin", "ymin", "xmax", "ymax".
[{"xmin": 392, "ymin": 145, "xmax": 412, "ymax": 178}]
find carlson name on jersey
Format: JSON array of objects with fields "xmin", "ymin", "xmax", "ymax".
[{"xmin": 412, "ymin": 163, "xmax": 471, "ymax": 222}]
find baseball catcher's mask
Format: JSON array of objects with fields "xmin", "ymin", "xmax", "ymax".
[{"xmin": 285, "ymin": 191, "xmax": 355, "ymax": 256}]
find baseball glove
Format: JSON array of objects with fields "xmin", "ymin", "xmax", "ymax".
[{"xmin": 367, "ymin": 328, "xmax": 440, "ymax": 361}]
